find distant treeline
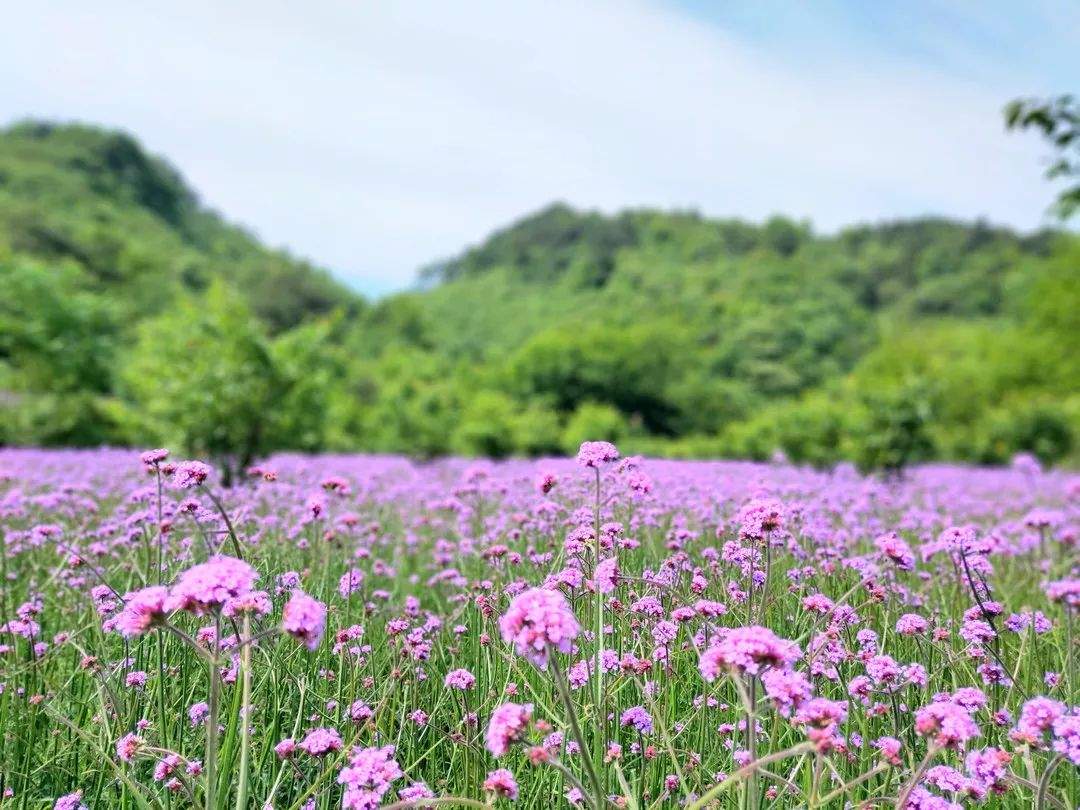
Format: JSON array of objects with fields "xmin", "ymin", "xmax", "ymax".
[{"xmin": 1, "ymin": 121, "xmax": 1077, "ymax": 474}]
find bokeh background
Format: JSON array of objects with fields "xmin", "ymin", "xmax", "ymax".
[{"xmin": 1, "ymin": 1, "xmax": 1077, "ymax": 478}]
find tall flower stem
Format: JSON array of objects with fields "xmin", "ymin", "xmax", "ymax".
[
  {"xmin": 202, "ymin": 487, "xmax": 244, "ymax": 560},
  {"xmin": 550, "ymin": 646, "xmax": 606, "ymax": 809},
  {"xmin": 759, "ymin": 536, "xmax": 772, "ymax": 623},
  {"xmin": 1036, "ymin": 753, "xmax": 1064, "ymax": 810},
  {"xmin": 686, "ymin": 742, "xmax": 814, "ymax": 810},
  {"xmin": 1066, "ymin": 607, "xmax": 1074, "ymax": 703},
  {"xmin": 896, "ymin": 745, "xmax": 939, "ymax": 809},
  {"xmin": 816, "ymin": 761, "xmax": 889, "ymax": 805},
  {"xmin": 156, "ymin": 633, "xmax": 169, "ymax": 749},
  {"xmin": 745, "ymin": 675, "xmax": 758, "ymax": 810},
  {"xmin": 592, "ymin": 466, "xmax": 605, "ymax": 792},
  {"xmin": 235, "ymin": 613, "xmax": 253, "ymax": 810},
  {"xmin": 206, "ymin": 613, "xmax": 222, "ymax": 810},
  {"xmin": 154, "ymin": 464, "xmax": 164, "ymax": 584}
]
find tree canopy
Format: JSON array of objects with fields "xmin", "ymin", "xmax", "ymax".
[{"xmin": 2, "ymin": 120, "xmax": 1077, "ymax": 468}]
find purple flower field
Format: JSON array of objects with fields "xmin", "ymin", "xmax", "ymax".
[{"xmin": 0, "ymin": 446, "xmax": 1077, "ymax": 809}]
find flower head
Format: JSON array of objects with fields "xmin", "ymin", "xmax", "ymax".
[
  {"xmin": 576, "ymin": 441, "xmax": 619, "ymax": 468},
  {"xmin": 140, "ymin": 449, "xmax": 169, "ymax": 467},
  {"xmin": 189, "ymin": 702, "xmax": 209, "ymax": 726},
  {"xmin": 737, "ymin": 498, "xmax": 785, "ymax": 541},
  {"xmin": 761, "ymin": 668, "xmax": 813, "ymax": 716},
  {"xmin": 54, "ymin": 792, "xmax": 87, "ymax": 810},
  {"xmin": 595, "ymin": 556, "xmax": 619, "ymax": 594},
  {"xmin": 167, "ymin": 556, "xmax": 258, "ymax": 615},
  {"xmin": 1052, "ymin": 713, "xmax": 1080, "ymax": 765},
  {"xmin": 222, "ymin": 590, "xmax": 272, "ymax": 617},
  {"xmin": 298, "ymin": 727, "xmax": 342, "ymax": 757},
  {"xmin": 483, "ymin": 768, "xmax": 519, "ymax": 800},
  {"xmin": 620, "ymin": 706, "xmax": 653, "ymax": 735},
  {"xmin": 1012, "ymin": 697, "xmax": 1066, "ymax": 745},
  {"xmin": 115, "ymin": 586, "xmax": 169, "ymax": 637},
  {"xmin": 794, "ymin": 698, "xmax": 848, "ymax": 750},
  {"xmin": 965, "ymin": 747, "xmax": 1011, "ymax": 794},
  {"xmin": 116, "ymin": 732, "xmax": 142, "ymax": 762},
  {"xmin": 498, "ymin": 587, "xmax": 581, "ymax": 668},
  {"xmin": 282, "ymin": 590, "xmax": 327, "ymax": 651},
  {"xmin": 699, "ymin": 626, "xmax": 801, "ymax": 680},
  {"xmin": 337, "ymin": 745, "xmax": 402, "ymax": 809},
  {"xmin": 486, "ymin": 702, "xmax": 533, "ymax": 756},
  {"xmin": 914, "ymin": 701, "xmax": 980, "ymax": 749},
  {"xmin": 173, "ymin": 460, "xmax": 212, "ymax": 489},
  {"xmin": 1045, "ymin": 578, "xmax": 1080, "ymax": 607},
  {"xmin": 444, "ymin": 668, "xmax": 476, "ymax": 690}
]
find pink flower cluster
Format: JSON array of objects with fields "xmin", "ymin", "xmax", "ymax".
[
  {"xmin": 166, "ymin": 556, "xmax": 259, "ymax": 615},
  {"xmin": 498, "ymin": 587, "xmax": 581, "ymax": 668},
  {"xmin": 736, "ymin": 498, "xmax": 785, "ymax": 541},
  {"xmin": 575, "ymin": 441, "xmax": 619, "ymax": 468},
  {"xmin": 444, "ymin": 668, "xmax": 476, "ymax": 690},
  {"xmin": 173, "ymin": 460, "xmax": 212, "ymax": 489},
  {"xmin": 486, "ymin": 701, "xmax": 533, "ymax": 756},
  {"xmin": 282, "ymin": 589, "xmax": 327, "ymax": 651},
  {"xmin": 698, "ymin": 626, "xmax": 801, "ymax": 679},
  {"xmin": 914, "ymin": 700, "xmax": 981, "ymax": 749},
  {"xmin": 298, "ymin": 727, "xmax": 342, "ymax": 757},
  {"xmin": 115, "ymin": 586, "xmax": 169, "ymax": 637},
  {"xmin": 337, "ymin": 744, "xmax": 403, "ymax": 809}
]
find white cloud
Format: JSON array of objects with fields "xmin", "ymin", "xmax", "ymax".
[{"xmin": 0, "ymin": 0, "xmax": 1066, "ymax": 294}]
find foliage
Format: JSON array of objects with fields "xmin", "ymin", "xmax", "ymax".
[
  {"xmin": 854, "ymin": 380, "xmax": 937, "ymax": 474},
  {"xmin": 1006, "ymin": 94, "xmax": 1080, "ymax": 219},
  {"xmin": 120, "ymin": 282, "xmax": 283, "ymax": 482},
  {"xmin": 0, "ymin": 120, "xmax": 356, "ymax": 330},
  {"xmin": 2, "ymin": 120, "xmax": 1078, "ymax": 469},
  {"xmin": 560, "ymin": 401, "xmax": 630, "ymax": 454}
]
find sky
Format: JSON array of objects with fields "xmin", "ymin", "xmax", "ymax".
[{"xmin": 1, "ymin": 1, "xmax": 1077, "ymax": 295}]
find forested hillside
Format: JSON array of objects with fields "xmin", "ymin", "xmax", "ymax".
[{"xmin": 2, "ymin": 121, "xmax": 1077, "ymax": 470}]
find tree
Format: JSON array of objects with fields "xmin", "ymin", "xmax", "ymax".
[
  {"xmin": 0, "ymin": 261, "xmax": 117, "ymax": 395},
  {"xmin": 560, "ymin": 402, "xmax": 629, "ymax": 454},
  {"xmin": 974, "ymin": 401, "xmax": 1074, "ymax": 466},
  {"xmin": 266, "ymin": 319, "xmax": 342, "ymax": 452},
  {"xmin": 854, "ymin": 380, "xmax": 936, "ymax": 475},
  {"xmin": 451, "ymin": 391, "xmax": 519, "ymax": 458},
  {"xmin": 121, "ymin": 281, "xmax": 281, "ymax": 483},
  {"xmin": 0, "ymin": 261, "xmax": 122, "ymax": 445},
  {"xmin": 1005, "ymin": 94, "xmax": 1080, "ymax": 220}
]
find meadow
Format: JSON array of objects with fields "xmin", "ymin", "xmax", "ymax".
[{"xmin": 0, "ymin": 445, "xmax": 1077, "ymax": 809}]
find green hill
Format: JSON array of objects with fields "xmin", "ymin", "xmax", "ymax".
[
  {"xmin": 2, "ymin": 121, "xmax": 1077, "ymax": 469},
  {"xmin": 0, "ymin": 120, "xmax": 359, "ymax": 331}
]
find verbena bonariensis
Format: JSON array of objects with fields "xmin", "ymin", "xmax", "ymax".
[{"xmin": 0, "ymin": 446, "xmax": 1077, "ymax": 809}]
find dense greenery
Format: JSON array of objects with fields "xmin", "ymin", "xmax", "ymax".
[{"xmin": 1, "ymin": 120, "xmax": 1077, "ymax": 471}]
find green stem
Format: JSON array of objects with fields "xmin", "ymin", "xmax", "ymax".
[
  {"xmin": 235, "ymin": 614, "xmax": 252, "ymax": 810},
  {"xmin": 686, "ymin": 742, "xmax": 814, "ymax": 810},
  {"xmin": 896, "ymin": 745, "xmax": 939, "ymax": 809},
  {"xmin": 593, "ymin": 466, "xmax": 605, "ymax": 794},
  {"xmin": 816, "ymin": 762, "xmax": 889, "ymax": 806},
  {"xmin": 1037, "ymin": 754, "xmax": 1064, "ymax": 810},
  {"xmin": 745, "ymin": 676, "xmax": 758, "ymax": 810},
  {"xmin": 155, "ymin": 465, "xmax": 164, "ymax": 584},
  {"xmin": 206, "ymin": 614, "xmax": 221, "ymax": 810},
  {"xmin": 202, "ymin": 487, "xmax": 244, "ymax": 560},
  {"xmin": 551, "ymin": 646, "xmax": 607, "ymax": 809}
]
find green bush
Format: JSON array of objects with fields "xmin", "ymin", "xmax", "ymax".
[
  {"xmin": 973, "ymin": 401, "xmax": 1075, "ymax": 465},
  {"xmin": 120, "ymin": 281, "xmax": 281, "ymax": 482},
  {"xmin": 560, "ymin": 402, "xmax": 629, "ymax": 454}
]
